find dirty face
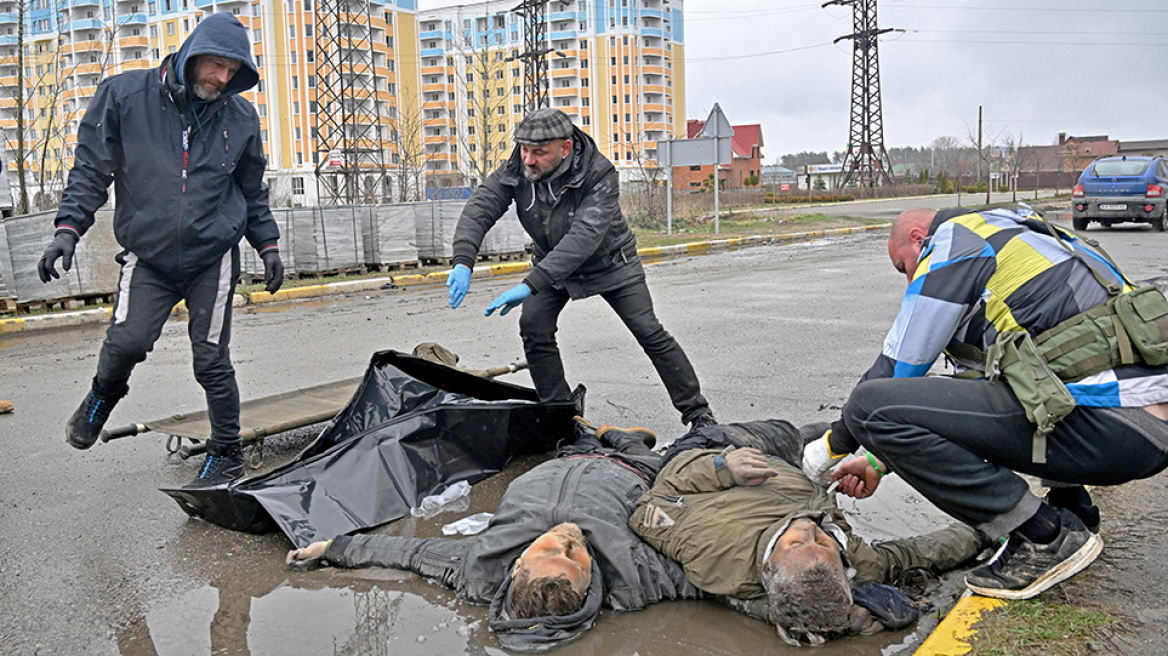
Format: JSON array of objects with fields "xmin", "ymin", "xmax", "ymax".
[
  {"xmin": 513, "ymin": 522, "xmax": 592, "ymax": 595},
  {"xmin": 767, "ymin": 517, "xmax": 844, "ymax": 576},
  {"xmin": 520, "ymin": 139, "xmax": 571, "ymax": 181},
  {"xmin": 190, "ymin": 54, "xmax": 241, "ymax": 101}
]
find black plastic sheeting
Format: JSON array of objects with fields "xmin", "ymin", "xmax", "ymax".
[{"xmin": 162, "ymin": 350, "xmax": 580, "ymax": 547}]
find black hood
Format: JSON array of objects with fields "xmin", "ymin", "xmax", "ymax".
[
  {"xmin": 488, "ymin": 559, "xmax": 603, "ymax": 652},
  {"xmin": 174, "ymin": 12, "xmax": 259, "ymax": 99}
]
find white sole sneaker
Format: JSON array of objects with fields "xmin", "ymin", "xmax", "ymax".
[{"xmin": 966, "ymin": 532, "xmax": 1103, "ymax": 600}]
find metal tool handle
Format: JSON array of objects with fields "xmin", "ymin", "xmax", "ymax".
[{"xmin": 100, "ymin": 423, "xmax": 147, "ymax": 442}]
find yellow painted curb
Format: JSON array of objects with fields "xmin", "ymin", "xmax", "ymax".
[
  {"xmin": 0, "ymin": 316, "xmax": 25, "ymax": 333},
  {"xmin": 915, "ymin": 595, "xmax": 1006, "ymax": 655},
  {"xmin": 490, "ymin": 262, "xmax": 532, "ymax": 276},
  {"xmin": 393, "ymin": 274, "xmax": 430, "ymax": 286},
  {"xmin": 251, "ymin": 284, "xmax": 331, "ymax": 304}
]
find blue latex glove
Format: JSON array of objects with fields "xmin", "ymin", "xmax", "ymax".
[
  {"xmin": 447, "ymin": 264, "xmax": 471, "ymax": 308},
  {"xmin": 485, "ymin": 283, "xmax": 532, "ymax": 316}
]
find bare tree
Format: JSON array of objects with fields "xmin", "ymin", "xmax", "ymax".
[
  {"xmin": 5, "ymin": 0, "xmax": 28, "ymax": 213},
  {"xmin": 621, "ymin": 131, "xmax": 668, "ymax": 228},
  {"xmin": 389, "ymin": 85, "xmax": 424, "ymax": 202},
  {"xmin": 452, "ymin": 27, "xmax": 512, "ymax": 188}
]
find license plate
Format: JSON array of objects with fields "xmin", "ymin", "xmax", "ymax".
[{"xmin": 1099, "ymin": 204, "xmax": 1127, "ymax": 210}]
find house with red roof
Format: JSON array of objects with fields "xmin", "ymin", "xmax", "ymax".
[{"xmin": 672, "ymin": 120, "xmax": 764, "ymax": 191}]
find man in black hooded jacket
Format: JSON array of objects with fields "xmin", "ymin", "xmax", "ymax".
[
  {"xmin": 444, "ymin": 108, "xmax": 715, "ymax": 431},
  {"xmin": 36, "ymin": 13, "xmax": 283, "ymax": 486}
]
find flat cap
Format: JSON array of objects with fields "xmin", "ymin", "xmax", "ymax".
[{"xmin": 513, "ymin": 108, "xmax": 574, "ymax": 145}]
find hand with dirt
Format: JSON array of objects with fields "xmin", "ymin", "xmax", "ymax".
[
  {"xmin": 726, "ymin": 447, "xmax": 778, "ymax": 486},
  {"xmin": 286, "ymin": 540, "xmax": 330, "ymax": 570},
  {"xmin": 830, "ymin": 455, "xmax": 883, "ymax": 499}
]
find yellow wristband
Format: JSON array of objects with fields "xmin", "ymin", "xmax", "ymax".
[
  {"xmin": 824, "ymin": 430, "xmax": 846, "ymax": 460},
  {"xmin": 866, "ymin": 452, "xmax": 886, "ymax": 477}
]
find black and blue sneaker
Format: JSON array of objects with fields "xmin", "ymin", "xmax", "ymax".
[
  {"xmin": 66, "ymin": 390, "xmax": 119, "ymax": 450},
  {"xmin": 186, "ymin": 442, "xmax": 246, "ymax": 488}
]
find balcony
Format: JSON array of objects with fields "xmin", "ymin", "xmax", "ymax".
[
  {"xmin": 68, "ymin": 0, "xmax": 101, "ymax": 7},
  {"xmin": 62, "ymin": 19, "xmax": 105, "ymax": 32},
  {"xmin": 550, "ymin": 68, "xmax": 577, "ymax": 79},
  {"xmin": 0, "ymin": 13, "xmax": 18, "ymax": 26},
  {"xmin": 550, "ymin": 87, "xmax": 577, "ymax": 98},
  {"xmin": 420, "ymin": 65, "xmax": 446, "ymax": 76},
  {"xmin": 119, "ymin": 60, "xmax": 150, "ymax": 70},
  {"xmin": 642, "ymin": 84, "xmax": 664, "ymax": 95},
  {"xmin": 642, "ymin": 103, "xmax": 664, "ymax": 113},
  {"xmin": 423, "ymin": 117, "xmax": 450, "ymax": 128},
  {"xmin": 641, "ymin": 65, "xmax": 663, "ymax": 76},
  {"xmin": 642, "ymin": 47, "xmax": 665, "ymax": 57},
  {"xmin": 115, "ymin": 13, "xmax": 147, "ymax": 27},
  {"xmin": 118, "ymin": 36, "xmax": 149, "ymax": 48}
]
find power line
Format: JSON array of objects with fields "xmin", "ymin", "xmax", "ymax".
[
  {"xmin": 886, "ymin": 2, "xmax": 1168, "ymax": 13},
  {"xmin": 687, "ymin": 42, "xmax": 833, "ymax": 62}
]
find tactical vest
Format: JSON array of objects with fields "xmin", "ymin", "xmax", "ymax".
[{"xmin": 948, "ymin": 217, "xmax": 1168, "ymax": 462}]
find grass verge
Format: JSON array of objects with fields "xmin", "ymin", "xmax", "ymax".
[{"xmin": 968, "ymin": 595, "xmax": 1116, "ymax": 656}]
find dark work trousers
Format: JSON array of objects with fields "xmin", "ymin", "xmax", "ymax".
[
  {"xmin": 518, "ymin": 278, "xmax": 710, "ymax": 425},
  {"xmin": 661, "ymin": 418, "xmax": 832, "ymax": 469},
  {"xmin": 93, "ymin": 248, "xmax": 242, "ymax": 447},
  {"xmin": 842, "ymin": 376, "xmax": 1168, "ymax": 538}
]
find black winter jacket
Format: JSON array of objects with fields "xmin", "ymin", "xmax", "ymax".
[
  {"xmin": 451, "ymin": 127, "xmax": 643, "ymax": 299},
  {"xmin": 54, "ymin": 13, "xmax": 278, "ymax": 280}
]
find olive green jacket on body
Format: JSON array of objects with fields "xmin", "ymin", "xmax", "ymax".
[{"xmin": 630, "ymin": 448, "xmax": 982, "ymax": 600}]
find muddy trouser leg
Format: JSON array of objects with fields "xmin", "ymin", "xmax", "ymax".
[
  {"xmin": 93, "ymin": 252, "xmax": 184, "ymax": 400},
  {"xmin": 185, "ymin": 248, "xmax": 242, "ymax": 449},
  {"xmin": 519, "ymin": 285, "xmax": 573, "ymax": 403},
  {"xmin": 847, "ymin": 523, "xmax": 985, "ymax": 584},
  {"xmin": 600, "ymin": 280, "xmax": 710, "ymax": 425},
  {"xmin": 842, "ymin": 376, "xmax": 1168, "ymax": 539}
]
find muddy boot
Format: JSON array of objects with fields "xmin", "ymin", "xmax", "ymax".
[
  {"xmin": 66, "ymin": 389, "xmax": 120, "ymax": 450},
  {"xmin": 597, "ymin": 424, "xmax": 657, "ymax": 451},
  {"xmin": 186, "ymin": 442, "xmax": 246, "ymax": 488}
]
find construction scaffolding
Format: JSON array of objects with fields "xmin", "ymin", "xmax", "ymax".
[
  {"xmin": 313, "ymin": 0, "xmax": 392, "ymax": 205},
  {"xmin": 825, "ymin": 0, "xmax": 896, "ymax": 189},
  {"xmin": 513, "ymin": 0, "xmax": 550, "ymax": 114}
]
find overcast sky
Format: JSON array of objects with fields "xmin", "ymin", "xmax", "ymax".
[
  {"xmin": 418, "ymin": 1, "xmax": 1168, "ymax": 162},
  {"xmin": 683, "ymin": 0, "xmax": 1168, "ymax": 161}
]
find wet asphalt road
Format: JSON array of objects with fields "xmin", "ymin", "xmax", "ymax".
[{"xmin": 2, "ymin": 210, "xmax": 1165, "ymax": 655}]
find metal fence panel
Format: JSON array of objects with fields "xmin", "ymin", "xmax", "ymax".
[
  {"xmin": 3, "ymin": 209, "xmax": 121, "ymax": 302},
  {"xmin": 365, "ymin": 204, "xmax": 418, "ymax": 266}
]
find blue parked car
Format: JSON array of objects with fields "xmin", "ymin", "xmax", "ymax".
[{"xmin": 1072, "ymin": 155, "xmax": 1168, "ymax": 231}]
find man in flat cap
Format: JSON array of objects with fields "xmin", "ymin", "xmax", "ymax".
[{"xmin": 445, "ymin": 108, "xmax": 715, "ymax": 431}]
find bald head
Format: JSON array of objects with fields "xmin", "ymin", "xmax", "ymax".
[{"xmin": 887, "ymin": 209, "xmax": 936, "ymax": 284}]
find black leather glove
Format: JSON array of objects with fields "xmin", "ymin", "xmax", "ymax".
[
  {"xmin": 37, "ymin": 231, "xmax": 79, "ymax": 283},
  {"xmin": 261, "ymin": 250, "xmax": 284, "ymax": 294}
]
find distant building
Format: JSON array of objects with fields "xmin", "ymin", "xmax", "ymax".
[
  {"xmin": 1117, "ymin": 139, "xmax": 1168, "ymax": 159},
  {"xmin": 672, "ymin": 120, "xmax": 762, "ymax": 190},
  {"xmin": 761, "ymin": 165, "xmax": 796, "ymax": 187}
]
